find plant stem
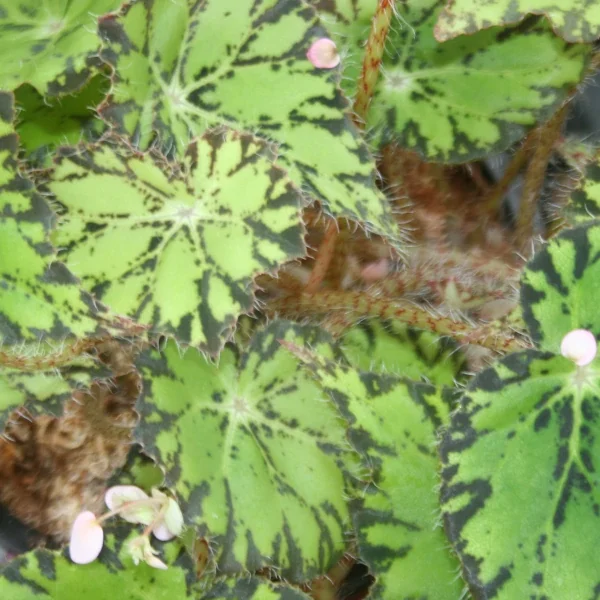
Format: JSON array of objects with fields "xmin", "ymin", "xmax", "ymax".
[
  {"xmin": 0, "ymin": 338, "xmax": 97, "ymax": 371},
  {"xmin": 353, "ymin": 0, "xmax": 395, "ymax": 125},
  {"xmin": 96, "ymin": 498, "xmax": 164, "ymax": 525},
  {"xmin": 267, "ymin": 290, "xmax": 529, "ymax": 353},
  {"xmin": 305, "ymin": 218, "xmax": 340, "ymax": 293},
  {"xmin": 516, "ymin": 102, "xmax": 569, "ymax": 255},
  {"xmin": 484, "ymin": 136, "xmax": 533, "ymax": 215}
]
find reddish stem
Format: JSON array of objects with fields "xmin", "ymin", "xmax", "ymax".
[{"xmin": 353, "ymin": 0, "xmax": 395, "ymax": 126}]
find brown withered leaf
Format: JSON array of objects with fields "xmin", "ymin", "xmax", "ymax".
[{"xmin": 0, "ymin": 343, "xmax": 141, "ymax": 541}]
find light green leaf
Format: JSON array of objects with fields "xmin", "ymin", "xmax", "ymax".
[
  {"xmin": 14, "ymin": 76, "xmax": 109, "ymax": 165},
  {"xmin": 0, "ymin": 526, "xmax": 195, "ymax": 599},
  {"xmin": 440, "ymin": 350, "xmax": 600, "ymax": 599},
  {"xmin": 340, "ymin": 319, "xmax": 464, "ymax": 385},
  {"xmin": 98, "ymin": 0, "xmax": 396, "ymax": 238},
  {"xmin": 136, "ymin": 321, "xmax": 352, "ymax": 581},
  {"xmin": 0, "ymin": 92, "xmax": 98, "ymax": 344},
  {"xmin": 315, "ymin": 0, "xmax": 588, "ymax": 162},
  {"xmin": 49, "ymin": 131, "xmax": 305, "ymax": 352},
  {"xmin": 293, "ymin": 348, "xmax": 465, "ymax": 599},
  {"xmin": 521, "ymin": 220, "xmax": 600, "ymax": 352},
  {"xmin": 435, "ymin": 0, "xmax": 600, "ymax": 43},
  {"xmin": 0, "ymin": 0, "xmax": 122, "ymax": 95},
  {"xmin": 201, "ymin": 578, "xmax": 312, "ymax": 600}
]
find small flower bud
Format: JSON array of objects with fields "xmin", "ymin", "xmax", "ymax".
[
  {"xmin": 105, "ymin": 485, "xmax": 155, "ymax": 525},
  {"xmin": 561, "ymin": 329, "xmax": 597, "ymax": 366},
  {"xmin": 307, "ymin": 38, "xmax": 340, "ymax": 69}
]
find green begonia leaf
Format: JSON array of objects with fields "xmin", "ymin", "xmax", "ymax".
[
  {"xmin": 564, "ymin": 154, "xmax": 600, "ymax": 224},
  {"xmin": 98, "ymin": 0, "xmax": 396, "ymax": 238},
  {"xmin": 48, "ymin": 132, "xmax": 305, "ymax": 352},
  {"xmin": 0, "ymin": 527, "xmax": 195, "ymax": 599},
  {"xmin": 340, "ymin": 319, "xmax": 463, "ymax": 385},
  {"xmin": 441, "ymin": 351, "xmax": 600, "ymax": 599},
  {"xmin": 315, "ymin": 0, "xmax": 588, "ymax": 162},
  {"xmin": 0, "ymin": 0, "xmax": 122, "ymax": 95},
  {"xmin": 15, "ymin": 76, "xmax": 109, "ymax": 165},
  {"xmin": 435, "ymin": 0, "xmax": 600, "ymax": 43},
  {"xmin": 201, "ymin": 578, "xmax": 311, "ymax": 600},
  {"xmin": 521, "ymin": 220, "xmax": 600, "ymax": 352},
  {"xmin": 136, "ymin": 321, "xmax": 352, "ymax": 581},
  {"xmin": 0, "ymin": 357, "xmax": 98, "ymax": 428},
  {"xmin": 292, "ymin": 348, "xmax": 465, "ymax": 599},
  {"xmin": 0, "ymin": 92, "xmax": 98, "ymax": 343}
]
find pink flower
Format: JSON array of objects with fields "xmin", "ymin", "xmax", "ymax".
[
  {"xmin": 307, "ymin": 38, "xmax": 340, "ymax": 69},
  {"xmin": 561, "ymin": 329, "xmax": 597, "ymax": 366},
  {"xmin": 69, "ymin": 511, "xmax": 104, "ymax": 564}
]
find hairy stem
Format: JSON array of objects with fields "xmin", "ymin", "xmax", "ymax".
[
  {"xmin": 305, "ymin": 218, "xmax": 340, "ymax": 293},
  {"xmin": 267, "ymin": 290, "xmax": 529, "ymax": 353},
  {"xmin": 516, "ymin": 102, "xmax": 569, "ymax": 254},
  {"xmin": 353, "ymin": 0, "xmax": 395, "ymax": 125},
  {"xmin": 484, "ymin": 135, "xmax": 533, "ymax": 215},
  {"xmin": 0, "ymin": 338, "xmax": 98, "ymax": 371}
]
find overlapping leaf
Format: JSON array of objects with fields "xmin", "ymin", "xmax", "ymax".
[
  {"xmin": 0, "ymin": 527, "xmax": 195, "ymax": 599},
  {"xmin": 435, "ymin": 0, "xmax": 600, "ymax": 43},
  {"xmin": 98, "ymin": 0, "xmax": 396, "ymax": 237},
  {"xmin": 0, "ymin": 0, "xmax": 122, "ymax": 95},
  {"xmin": 440, "ymin": 350, "xmax": 600, "ymax": 599},
  {"xmin": 315, "ymin": 0, "xmax": 587, "ymax": 162},
  {"xmin": 0, "ymin": 357, "xmax": 98, "ymax": 429},
  {"xmin": 15, "ymin": 76, "xmax": 109, "ymax": 165},
  {"xmin": 564, "ymin": 153, "xmax": 600, "ymax": 224},
  {"xmin": 201, "ymin": 578, "xmax": 311, "ymax": 600},
  {"xmin": 48, "ymin": 131, "xmax": 305, "ymax": 352},
  {"xmin": 521, "ymin": 220, "xmax": 600, "ymax": 352},
  {"xmin": 136, "ymin": 321, "xmax": 352, "ymax": 581},
  {"xmin": 291, "ymin": 348, "xmax": 465, "ymax": 599},
  {"xmin": 340, "ymin": 319, "xmax": 463, "ymax": 385},
  {"xmin": 0, "ymin": 92, "xmax": 98, "ymax": 344}
]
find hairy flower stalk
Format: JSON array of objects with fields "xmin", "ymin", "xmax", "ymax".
[
  {"xmin": 267, "ymin": 290, "xmax": 529, "ymax": 353},
  {"xmin": 353, "ymin": 0, "xmax": 395, "ymax": 125}
]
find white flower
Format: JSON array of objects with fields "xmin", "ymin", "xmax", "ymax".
[
  {"xmin": 105, "ymin": 485, "xmax": 156, "ymax": 525},
  {"xmin": 561, "ymin": 329, "xmax": 597, "ymax": 366},
  {"xmin": 151, "ymin": 489, "xmax": 184, "ymax": 541},
  {"xmin": 69, "ymin": 511, "xmax": 104, "ymax": 565},
  {"xmin": 127, "ymin": 536, "xmax": 168, "ymax": 570}
]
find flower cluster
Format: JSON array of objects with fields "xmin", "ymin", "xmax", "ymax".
[{"xmin": 69, "ymin": 485, "xmax": 184, "ymax": 569}]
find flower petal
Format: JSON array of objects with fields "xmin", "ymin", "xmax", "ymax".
[
  {"xmin": 69, "ymin": 511, "xmax": 103, "ymax": 565},
  {"xmin": 306, "ymin": 38, "xmax": 340, "ymax": 69},
  {"xmin": 152, "ymin": 522, "xmax": 175, "ymax": 542},
  {"xmin": 105, "ymin": 485, "xmax": 154, "ymax": 524},
  {"xmin": 561, "ymin": 329, "xmax": 597, "ymax": 366}
]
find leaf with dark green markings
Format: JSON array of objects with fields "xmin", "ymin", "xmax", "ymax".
[
  {"xmin": 521, "ymin": 220, "xmax": 600, "ymax": 352},
  {"xmin": 0, "ymin": 92, "xmax": 98, "ymax": 344},
  {"xmin": 48, "ymin": 131, "xmax": 305, "ymax": 353},
  {"xmin": 98, "ymin": 0, "xmax": 396, "ymax": 238},
  {"xmin": 564, "ymin": 153, "xmax": 600, "ymax": 225},
  {"xmin": 201, "ymin": 578, "xmax": 312, "ymax": 600},
  {"xmin": 340, "ymin": 319, "xmax": 464, "ymax": 385},
  {"xmin": 441, "ymin": 350, "xmax": 600, "ymax": 599},
  {"xmin": 0, "ymin": 0, "xmax": 122, "ymax": 95},
  {"xmin": 289, "ymin": 345, "xmax": 466, "ymax": 599},
  {"xmin": 314, "ymin": 0, "xmax": 587, "ymax": 162},
  {"xmin": 14, "ymin": 76, "xmax": 109, "ymax": 166},
  {"xmin": 435, "ymin": 0, "xmax": 600, "ymax": 43},
  {"xmin": 136, "ymin": 321, "xmax": 352, "ymax": 582},
  {"xmin": 0, "ymin": 526, "xmax": 195, "ymax": 599}
]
